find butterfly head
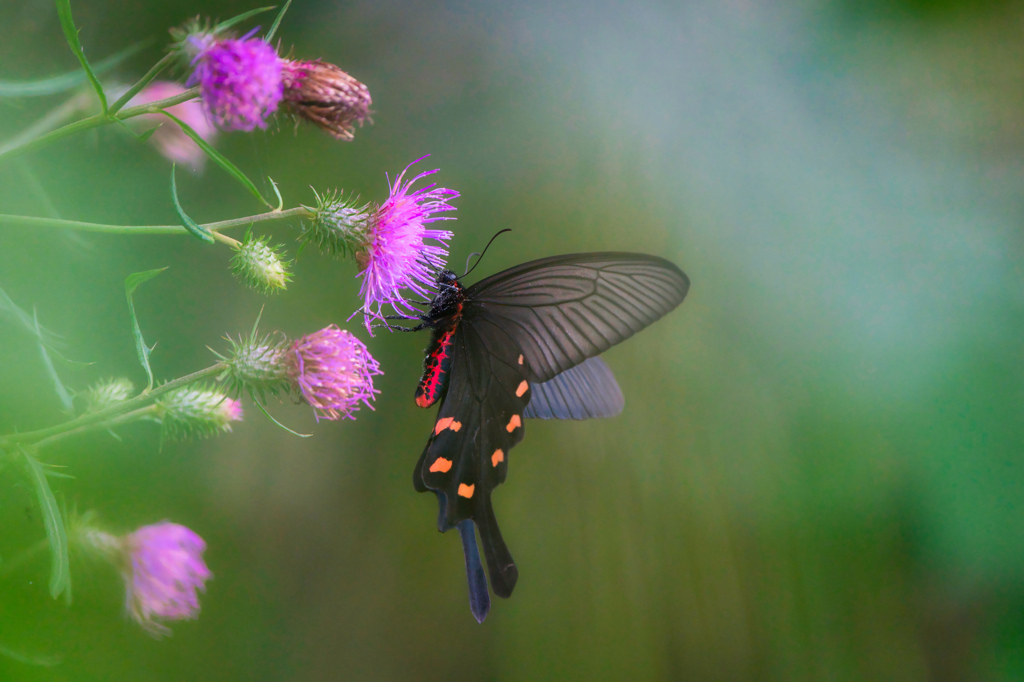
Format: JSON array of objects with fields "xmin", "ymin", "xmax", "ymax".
[{"xmin": 428, "ymin": 269, "xmax": 466, "ymax": 319}]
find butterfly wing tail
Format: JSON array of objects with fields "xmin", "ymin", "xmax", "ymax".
[
  {"xmin": 458, "ymin": 519, "xmax": 491, "ymax": 623},
  {"xmin": 476, "ymin": 494, "xmax": 519, "ymax": 598}
]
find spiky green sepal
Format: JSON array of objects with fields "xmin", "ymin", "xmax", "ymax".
[
  {"xmin": 301, "ymin": 189, "xmax": 371, "ymax": 258},
  {"xmin": 82, "ymin": 378, "xmax": 134, "ymax": 414},
  {"xmin": 155, "ymin": 384, "xmax": 243, "ymax": 441},
  {"xmin": 231, "ymin": 234, "xmax": 292, "ymax": 294}
]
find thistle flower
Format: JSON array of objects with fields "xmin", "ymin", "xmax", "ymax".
[
  {"xmin": 230, "ymin": 234, "xmax": 292, "ymax": 293},
  {"xmin": 83, "ymin": 378, "xmax": 134, "ymax": 414},
  {"xmin": 186, "ymin": 31, "xmax": 284, "ymax": 132},
  {"xmin": 286, "ymin": 325, "xmax": 382, "ymax": 421},
  {"xmin": 81, "ymin": 522, "xmax": 212, "ymax": 637},
  {"xmin": 124, "ymin": 81, "xmax": 216, "ymax": 171},
  {"xmin": 309, "ymin": 158, "xmax": 458, "ymax": 332},
  {"xmin": 216, "ymin": 328, "xmax": 293, "ymax": 400},
  {"xmin": 155, "ymin": 385, "xmax": 243, "ymax": 441},
  {"xmin": 281, "ymin": 60, "xmax": 371, "ymax": 141}
]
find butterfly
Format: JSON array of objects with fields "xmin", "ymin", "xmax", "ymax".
[{"xmin": 391, "ymin": 249, "xmax": 689, "ymax": 621}]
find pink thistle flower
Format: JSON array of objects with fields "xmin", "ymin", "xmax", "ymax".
[
  {"xmin": 286, "ymin": 325, "xmax": 382, "ymax": 421},
  {"xmin": 125, "ymin": 81, "xmax": 216, "ymax": 171},
  {"xmin": 82, "ymin": 522, "xmax": 212, "ymax": 637},
  {"xmin": 187, "ymin": 32, "xmax": 284, "ymax": 132},
  {"xmin": 356, "ymin": 158, "xmax": 458, "ymax": 332},
  {"xmin": 281, "ymin": 59, "xmax": 372, "ymax": 141}
]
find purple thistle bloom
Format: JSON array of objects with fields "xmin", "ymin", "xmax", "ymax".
[
  {"xmin": 187, "ymin": 32, "xmax": 284, "ymax": 132},
  {"xmin": 121, "ymin": 522, "xmax": 212, "ymax": 637},
  {"xmin": 356, "ymin": 158, "xmax": 458, "ymax": 332},
  {"xmin": 287, "ymin": 325, "xmax": 382, "ymax": 421}
]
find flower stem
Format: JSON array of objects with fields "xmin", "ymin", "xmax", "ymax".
[
  {"xmin": 32, "ymin": 405, "xmax": 160, "ymax": 451},
  {"xmin": 0, "ymin": 87, "xmax": 201, "ymax": 165},
  {"xmin": 0, "ymin": 206, "xmax": 312, "ymax": 237},
  {"xmin": 0, "ymin": 364, "xmax": 225, "ymax": 449}
]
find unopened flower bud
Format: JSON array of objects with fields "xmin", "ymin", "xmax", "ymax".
[
  {"xmin": 155, "ymin": 385, "xmax": 243, "ymax": 441},
  {"xmin": 282, "ymin": 60, "xmax": 371, "ymax": 141},
  {"xmin": 231, "ymin": 234, "xmax": 291, "ymax": 293},
  {"xmin": 83, "ymin": 378, "xmax": 134, "ymax": 414},
  {"xmin": 302, "ymin": 189, "xmax": 371, "ymax": 257}
]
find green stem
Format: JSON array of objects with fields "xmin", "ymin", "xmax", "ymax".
[
  {"xmin": 0, "ymin": 87, "xmax": 200, "ymax": 165},
  {"xmin": 108, "ymin": 53, "xmax": 174, "ymax": 115},
  {"xmin": 0, "ymin": 206, "xmax": 312, "ymax": 237},
  {"xmin": 33, "ymin": 405, "xmax": 159, "ymax": 451},
  {"xmin": 0, "ymin": 364, "xmax": 224, "ymax": 449}
]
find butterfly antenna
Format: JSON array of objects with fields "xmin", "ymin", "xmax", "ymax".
[{"xmin": 461, "ymin": 229, "xmax": 511, "ymax": 279}]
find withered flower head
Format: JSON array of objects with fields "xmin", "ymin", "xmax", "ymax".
[{"xmin": 282, "ymin": 60, "xmax": 372, "ymax": 141}]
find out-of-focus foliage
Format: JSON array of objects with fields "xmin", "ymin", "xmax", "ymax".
[{"xmin": 2, "ymin": 0, "xmax": 1024, "ymax": 679}]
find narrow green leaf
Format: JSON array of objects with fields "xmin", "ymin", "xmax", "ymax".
[
  {"xmin": 34, "ymin": 311, "xmax": 73, "ymax": 414},
  {"xmin": 252, "ymin": 397, "xmax": 312, "ymax": 437},
  {"xmin": 0, "ymin": 642, "xmax": 61, "ymax": 667},
  {"xmin": 54, "ymin": 0, "xmax": 107, "ymax": 112},
  {"xmin": 214, "ymin": 6, "xmax": 277, "ymax": 34},
  {"xmin": 265, "ymin": 0, "xmax": 292, "ymax": 41},
  {"xmin": 136, "ymin": 126, "xmax": 159, "ymax": 142},
  {"xmin": 267, "ymin": 176, "xmax": 284, "ymax": 211},
  {"xmin": 125, "ymin": 268, "xmax": 167, "ymax": 391},
  {"xmin": 0, "ymin": 286, "xmax": 62, "ymax": 350},
  {"xmin": 159, "ymin": 110, "xmax": 272, "ymax": 208},
  {"xmin": 21, "ymin": 448, "xmax": 70, "ymax": 601},
  {"xmin": 107, "ymin": 51, "xmax": 172, "ymax": 116},
  {"xmin": 0, "ymin": 40, "xmax": 148, "ymax": 98},
  {"xmin": 170, "ymin": 165, "xmax": 215, "ymax": 243}
]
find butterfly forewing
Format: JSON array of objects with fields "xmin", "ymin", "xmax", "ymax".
[{"xmin": 466, "ymin": 253, "xmax": 690, "ymax": 382}]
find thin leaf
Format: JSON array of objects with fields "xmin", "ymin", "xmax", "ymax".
[
  {"xmin": 214, "ymin": 6, "xmax": 277, "ymax": 34},
  {"xmin": 0, "ymin": 41, "xmax": 148, "ymax": 98},
  {"xmin": 34, "ymin": 311, "xmax": 73, "ymax": 414},
  {"xmin": 0, "ymin": 642, "xmax": 61, "ymax": 667},
  {"xmin": 0, "ymin": 286, "xmax": 64, "ymax": 351},
  {"xmin": 125, "ymin": 268, "xmax": 167, "ymax": 391},
  {"xmin": 252, "ymin": 397, "xmax": 311, "ymax": 437},
  {"xmin": 159, "ymin": 110, "xmax": 272, "ymax": 208},
  {"xmin": 54, "ymin": 0, "xmax": 107, "ymax": 112},
  {"xmin": 267, "ymin": 176, "xmax": 284, "ymax": 211},
  {"xmin": 170, "ymin": 165, "xmax": 214, "ymax": 243},
  {"xmin": 21, "ymin": 448, "xmax": 70, "ymax": 601},
  {"xmin": 107, "ymin": 51, "xmax": 172, "ymax": 116},
  {"xmin": 265, "ymin": 0, "xmax": 292, "ymax": 41}
]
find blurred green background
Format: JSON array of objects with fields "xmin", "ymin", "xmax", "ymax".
[{"xmin": 2, "ymin": 0, "xmax": 1024, "ymax": 679}]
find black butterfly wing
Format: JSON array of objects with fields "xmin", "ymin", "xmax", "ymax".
[
  {"xmin": 523, "ymin": 355, "xmax": 624, "ymax": 420},
  {"xmin": 465, "ymin": 252, "xmax": 690, "ymax": 382},
  {"xmin": 413, "ymin": 314, "xmax": 531, "ymax": 606}
]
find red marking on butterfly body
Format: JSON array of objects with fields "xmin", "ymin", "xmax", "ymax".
[{"xmin": 415, "ymin": 328, "xmax": 456, "ymax": 408}]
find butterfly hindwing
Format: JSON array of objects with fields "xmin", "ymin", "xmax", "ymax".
[
  {"xmin": 523, "ymin": 355, "xmax": 624, "ymax": 420},
  {"xmin": 415, "ymin": 317, "xmax": 530, "ymax": 599}
]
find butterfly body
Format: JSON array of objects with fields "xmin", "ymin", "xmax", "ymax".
[{"xmin": 407, "ymin": 252, "xmax": 689, "ymax": 621}]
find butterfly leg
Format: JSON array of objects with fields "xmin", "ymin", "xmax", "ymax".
[{"xmin": 458, "ymin": 519, "xmax": 490, "ymax": 623}]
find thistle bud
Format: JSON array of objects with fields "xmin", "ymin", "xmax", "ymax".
[
  {"xmin": 302, "ymin": 189, "xmax": 371, "ymax": 257},
  {"xmin": 82, "ymin": 378, "xmax": 134, "ymax": 414},
  {"xmin": 282, "ymin": 60, "xmax": 372, "ymax": 141},
  {"xmin": 155, "ymin": 385, "xmax": 243, "ymax": 441},
  {"xmin": 231, "ymin": 234, "xmax": 291, "ymax": 293}
]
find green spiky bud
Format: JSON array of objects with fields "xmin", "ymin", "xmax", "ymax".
[
  {"xmin": 214, "ymin": 326, "xmax": 293, "ymax": 400},
  {"xmin": 301, "ymin": 189, "xmax": 371, "ymax": 257},
  {"xmin": 231, "ymin": 234, "xmax": 291, "ymax": 294},
  {"xmin": 83, "ymin": 378, "xmax": 134, "ymax": 414},
  {"xmin": 155, "ymin": 385, "xmax": 244, "ymax": 441}
]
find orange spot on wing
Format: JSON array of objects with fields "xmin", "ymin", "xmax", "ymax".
[
  {"xmin": 429, "ymin": 457, "xmax": 453, "ymax": 473},
  {"xmin": 449, "ymin": 420, "xmax": 462, "ymax": 432},
  {"xmin": 434, "ymin": 417, "xmax": 454, "ymax": 435},
  {"xmin": 517, "ymin": 354, "xmax": 524, "ymax": 365},
  {"xmin": 415, "ymin": 393, "xmax": 432, "ymax": 408},
  {"xmin": 516, "ymin": 380, "xmax": 529, "ymax": 397},
  {"xmin": 491, "ymin": 449, "xmax": 504, "ymax": 467},
  {"xmin": 506, "ymin": 414, "xmax": 522, "ymax": 432},
  {"xmin": 458, "ymin": 483, "xmax": 475, "ymax": 498}
]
